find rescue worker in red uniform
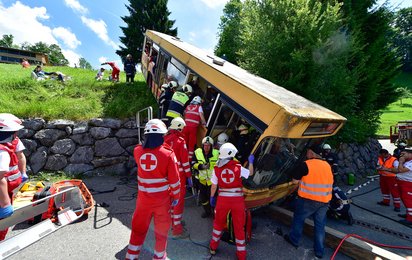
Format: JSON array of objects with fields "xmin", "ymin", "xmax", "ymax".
[
  {"xmin": 164, "ymin": 117, "xmax": 192, "ymax": 238},
  {"xmin": 377, "ymin": 149, "xmax": 401, "ymax": 212},
  {"xmin": 0, "ymin": 115, "xmax": 24, "ymax": 241},
  {"xmin": 209, "ymin": 143, "xmax": 254, "ymax": 260},
  {"xmin": 395, "ymin": 148, "xmax": 412, "ymax": 226},
  {"xmin": 0, "ymin": 113, "xmax": 28, "ymax": 182},
  {"xmin": 183, "ymin": 96, "xmax": 206, "ymax": 161},
  {"xmin": 101, "ymin": 61, "xmax": 120, "ymax": 82},
  {"xmin": 126, "ymin": 119, "xmax": 181, "ymax": 260}
]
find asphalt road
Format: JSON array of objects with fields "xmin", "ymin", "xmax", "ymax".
[
  {"xmin": 5, "ymin": 140, "xmax": 411, "ymax": 260},
  {"xmin": 6, "ymin": 175, "xmax": 354, "ymax": 260}
]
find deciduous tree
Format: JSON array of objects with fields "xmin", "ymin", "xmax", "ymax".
[
  {"xmin": 0, "ymin": 34, "xmax": 18, "ymax": 48},
  {"xmin": 79, "ymin": 57, "xmax": 93, "ymax": 70},
  {"xmin": 392, "ymin": 7, "xmax": 412, "ymax": 72},
  {"xmin": 215, "ymin": 0, "xmax": 243, "ymax": 64}
]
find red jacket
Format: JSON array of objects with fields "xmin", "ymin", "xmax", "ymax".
[
  {"xmin": 164, "ymin": 130, "xmax": 191, "ymax": 178},
  {"xmin": 0, "ymin": 138, "xmax": 19, "ymax": 177},
  {"xmin": 134, "ymin": 143, "xmax": 181, "ymax": 202},
  {"xmin": 215, "ymin": 160, "xmax": 243, "ymax": 197},
  {"xmin": 184, "ymin": 104, "xmax": 202, "ymax": 127}
]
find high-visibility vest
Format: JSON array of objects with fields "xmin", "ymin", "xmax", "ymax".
[
  {"xmin": 378, "ymin": 156, "xmax": 397, "ymax": 177},
  {"xmin": 298, "ymin": 159, "xmax": 333, "ymax": 203},
  {"xmin": 184, "ymin": 104, "xmax": 201, "ymax": 127},
  {"xmin": 166, "ymin": 92, "xmax": 189, "ymax": 118},
  {"xmin": 194, "ymin": 148, "xmax": 219, "ymax": 186}
]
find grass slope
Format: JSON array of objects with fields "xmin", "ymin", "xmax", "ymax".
[
  {"xmin": 377, "ymin": 72, "xmax": 412, "ymax": 136},
  {"xmin": 0, "ymin": 63, "xmax": 157, "ymax": 120}
]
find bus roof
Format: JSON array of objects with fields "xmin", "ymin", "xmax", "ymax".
[{"xmin": 146, "ymin": 30, "xmax": 346, "ymax": 137}]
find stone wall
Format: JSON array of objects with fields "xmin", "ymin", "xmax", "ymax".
[
  {"xmin": 335, "ymin": 138, "xmax": 382, "ymax": 178},
  {"xmin": 19, "ymin": 118, "xmax": 383, "ymax": 178},
  {"xmin": 19, "ymin": 118, "xmax": 139, "ymax": 176}
]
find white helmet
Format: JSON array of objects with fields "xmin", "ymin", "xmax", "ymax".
[
  {"xmin": 219, "ymin": 142, "xmax": 238, "ymax": 159},
  {"xmin": 191, "ymin": 96, "xmax": 202, "ymax": 104},
  {"xmin": 399, "ymin": 142, "xmax": 407, "ymax": 147},
  {"xmin": 169, "ymin": 81, "xmax": 178, "ymax": 89},
  {"xmin": 144, "ymin": 119, "xmax": 168, "ymax": 135},
  {"xmin": 161, "ymin": 83, "xmax": 169, "ymax": 91},
  {"xmin": 182, "ymin": 84, "xmax": 192, "ymax": 94},
  {"xmin": 217, "ymin": 133, "xmax": 229, "ymax": 145},
  {"xmin": 0, "ymin": 113, "xmax": 22, "ymax": 125},
  {"xmin": 0, "ymin": 118, "xmax": 24, "ymax": 132},
  {"xmin": 202, "ymin": 136, "xmax": 214, "ymax": 146},
  {"xmin": 169, "ymin": 117, "xmax": 186, "ymax": 131},
  {"xmin": 322, "ymin": 144, "xmax": 332, "ymax": 150}
]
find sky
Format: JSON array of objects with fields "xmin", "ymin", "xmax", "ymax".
[{"xmin": 0, "ymin": 0, "xmax": 411, "ymax": 70}]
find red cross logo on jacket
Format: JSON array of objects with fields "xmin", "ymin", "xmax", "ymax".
[
  {"xmin": 140, "ymin": 153, "xmax": 157, "ymax": 171},
  {"xmin": 221, "ymin": 169, "xmax": 235, "ymax": 184}
]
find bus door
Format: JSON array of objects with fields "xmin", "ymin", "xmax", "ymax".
[
  {"xmin": 141, "ymin": 38, "xmax": 151, "ymax": 80},
  {"xmin": 152, "ymin": 50, "xmax": 170, "ymax": 99},
  {"xmin": 146, "ymin": 43, "xmax": 159, "ymax": 93}
]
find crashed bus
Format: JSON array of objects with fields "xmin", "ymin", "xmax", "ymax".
[{"xmin": 141, "ymin": 30, "xmax": 347, "ymax": 210}]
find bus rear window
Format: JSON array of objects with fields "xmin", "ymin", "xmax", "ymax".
[{"xmin": 303, "ymin": 122, "xmax": 339, "ymax": 136}]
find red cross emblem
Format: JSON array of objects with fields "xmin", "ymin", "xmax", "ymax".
[
  {"xmin": 221, "ymin": 169, "xmax": 235, "ymax": 184},
  {"xmin": 140, "ymin": 153, "xmax": 157, "ymax": 171}
]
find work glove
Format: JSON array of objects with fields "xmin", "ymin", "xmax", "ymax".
[
  {"xmin": 171, "ymin": 199, "xmax": 179, "ymax": 207},
  {"xmin": 248, "ymin": 154, "xmax": 255, "ymax": 164},
  {"xmin": 0, "ymin": 205, "xmax": 14, "ymax": 219},
  {"xmin": 210, "ymin": 197, "xmax": 216, "ymax": 208},
  {"xmin": 22, "ymin": 172, "xmax": 29, "ymax": 182},
  {"xmin": 187, "ymin": 177, "xmax": 193, "ymax": 188}
]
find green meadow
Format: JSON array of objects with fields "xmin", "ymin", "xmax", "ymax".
[
  {"xmin": 0, "ymin": 63, "xmax": 156, "ymax": 120},
  {"xmin": 377, "ymin": 72, "xmax": 412, "ymax": 136}
]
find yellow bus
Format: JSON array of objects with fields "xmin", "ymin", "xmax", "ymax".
[{"xmin": 141, "ymin": 30, "xmax": 346, "ymax": 209}]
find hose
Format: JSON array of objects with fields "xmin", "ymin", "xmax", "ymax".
[{"xmin": 331, "ymin": 233, "xmax": 412, "ymax": 260}]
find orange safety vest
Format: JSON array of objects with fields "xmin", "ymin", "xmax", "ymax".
[
  {"xmin": 298, "ymin": 159, "xmax": 333, "ymax": 203},
  {"xmin": 378, "ymin": 156, "xmax": 397, "ymax": 177}
]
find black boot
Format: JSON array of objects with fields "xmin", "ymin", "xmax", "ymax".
[{"xmin": 202, "ymin": 205, "xmax": 212, "ymax": 218}]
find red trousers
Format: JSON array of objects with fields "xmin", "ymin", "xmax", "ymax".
[
  {"xmin": 172, "ymin": 175, "xmax": 186, "ymax": 235},
  {"xmin": 183, "ymin": 126, "xmax": 197, "ymax": 161},
  {"xmin": 112, "ymin": 69, "xmax": 120, "ymax": 81},
  {"xmin": 126, "ymin": 196, "xmax": 171, "ymax": 260},
  {"xmin": 397, "ymin": 179, "xmax": 412, "ymax": 222},
  {"xmin": 379, "ymin": 175, "xmax": 401, "ymax": 208},
  {"xmin": 210, "ymin": 196, "xmax": 246, "ymax": 260},
  {"xmin": 0, "ymin": 176, "xmax": 22, "ymax": 241}
]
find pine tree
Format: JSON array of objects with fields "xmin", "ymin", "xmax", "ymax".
[{"xmin": 116, "ymin": 0, "xmax": 177, "ymax": 63}]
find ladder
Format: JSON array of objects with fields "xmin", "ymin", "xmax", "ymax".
[{"xmin": 0, "ymin": 187, "xmax": 84, "ymax": 259}]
